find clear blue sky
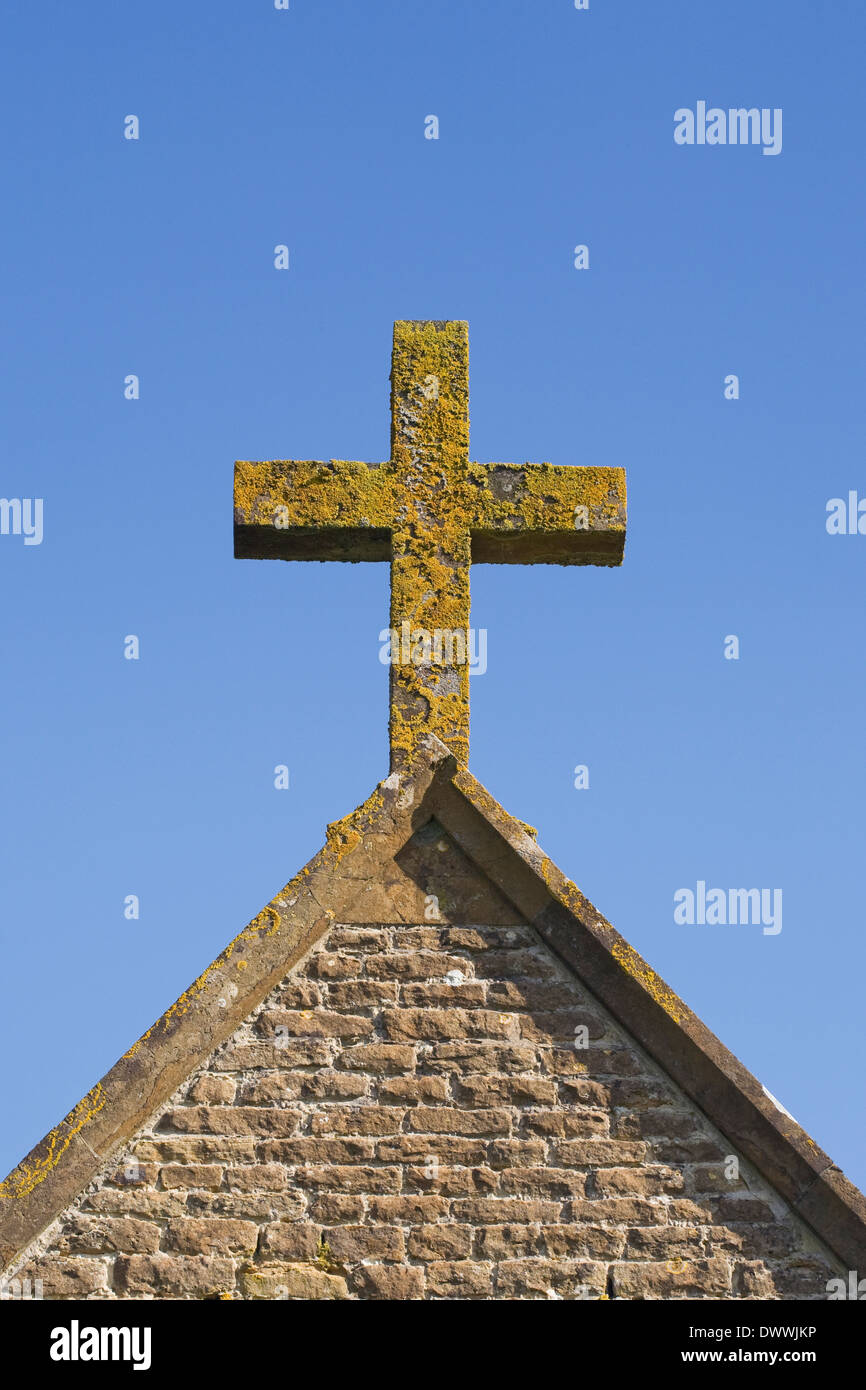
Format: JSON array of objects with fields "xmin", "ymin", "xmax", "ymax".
[{"xmin": 2, "ymin": 1, "xmax": 864, "ymax": 1193}]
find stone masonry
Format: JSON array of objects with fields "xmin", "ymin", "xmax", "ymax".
[{"xmin": 6, "ymin": 898, "xmax": 842, "ymax": 1300}]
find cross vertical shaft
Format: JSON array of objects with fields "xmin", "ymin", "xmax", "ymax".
[{"xmin": 388, "ymin": 321, "xmax": 472, "ymax": 773}]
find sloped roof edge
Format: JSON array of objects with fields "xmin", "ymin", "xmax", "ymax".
[
  {"xmin": 0, "ymin": 744, "xmax": 452, "ymax": 1269},
  {"xmin": 427, "ymin": 763, "xmax": 866, "ymax": 1273},
  {"xmin": 1, "ymin": 737, "xmax": 864, "ymax": 1274}
]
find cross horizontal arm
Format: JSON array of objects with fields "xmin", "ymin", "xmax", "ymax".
[
  {"xmin": 234, "ymin": 459, "xmax": 398, "ymax": 562},
  {"xmin": 466, "ymin": 462, "xmax": 626, "ymax": 565}
]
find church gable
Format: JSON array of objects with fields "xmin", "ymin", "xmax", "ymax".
[
  {"xmin": 4, "ymin": 832, "xmax": 845, "ymax": 1301},
  {"xmin": 2, "ymin": 745, "xmax": 864, "ymax": 1300}
]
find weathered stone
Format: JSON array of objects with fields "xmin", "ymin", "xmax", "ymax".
[
  {"xmin": 219, "ymin": 1040, "xmax": 334, "ymax": 1070},
  {"xmin": 400, "ymin": 982, "xmax": 487, "ymax": 1007},
  {"xmin": 114, "ymin": 1255, "xmax": 235, "ymax": 1299},
  {"xmin": 83, "ymin": 1187, "xmax": 188, "ymax": 1220},
  {"xmin": 426, "ymin": 1043, "xmax": 539, "ymax": 1074},
  {"xmin": 551, "ymin": 1140, "xmax": 647, "ymax": 1166},
  {"xmin": 257, "ymin": 1010, "xmax": 373, "ymax": 1040},
  {"xmin": 554, "ymin": 1079, "xmax": 611, "ymax": 1107},
  {"xmin": 225, "ymin": 1164, "xmax": 289, "ymax": 1192},
  {"xmin": 542, "ymin": 1225, "xmax": 625, "ymax": 1261},
  {"xmin": 6, "ymin": 367, "xmax": 859, "ymax": 1303},
  {"xmin": 567, "ymin": 1198, "xmax": 666, "ymax": 1226},
  {"xmin": 310, "ymin": 1107, "xmax": 403, "ymax": 1137},
  {"xmin": 391, "ymin": 927, "xmax": 534, "ymax": 952},
  {"xmin": 687, "ymin": 1163, "xmax": 748, "ymax": 1194},
  {"xmin": 235, "ymin": 1075, "xmax": 301, "ymax": 1105},
  {"xmin": 298, "ymin": 1071, "xmax": 369, "ymax": 1101},
  {"xmin": 405, "ymin": 1165, "xmax": 498, "ymax": 1196},
  {"xmin": 309, "ymin": 1195, "xmax": 365, "ymax": 1223},
  {"xmin": 452, "ymin": 1198, "xmax": 561, "ymax": 1224},
  {"xmin": 520, "ymin": 1012, "xmax": 607, "ymax": 1043},
  {"xmin": 378, "ymin": 1076, "xmax": 449, "ymax": 1105},
  {"xmin": 309, "ymin": 954, "xmax": 358, "ymax": 980},
  {"xmin": 163, "ymin": 1218, "xmax": 258, "ymax": 1256},
  {"xmin": 366, "ymin": 1195, "xmax": 449, "ymax": 1223},
  {"xmin": 353, "ymin": 1264, "xmax": 424, "ymax": 1300},
  {"xmin": 486, "ymin": 981, "xmax": 583, "ymax": 1011},
  {"xmin": 407, "ymin": 1225, "xmax": 472, "ymax": 1261},
  {"xmin": 273, "ymin": 981, "xmax": 322, "ymax": 1010},
  {"xmin": 259, "ymin": 1138, "xmax": 375, "ymax": 1165},
  {"xmin": 381, "ymin": 1008, "xmax": 516, "ymax": 1042},
  {"xmin": 326, "ymin": 981, "xmax": 399, "ymax": 1008},
  {"xmin": 335, "ymin": 1043, "xmax": 416, "ymax": 1074},
  {"xmin": 406, "ymin": 1106, "xmax": 511, "ymax": 1137},
  {"xmin": 365, "ymin": 952, "xmax": 471, "ymax": 980},
  {"xmin": 135, "ymin": 1137, "xmax": 256, "ymax": 1164},
  {"xmin": 592, "ymin": 1166, "xmax": 683, "ymax": 1197},
  {"xmin": 185, "ymin": 1190, "xmax": 305, "ymax": 1222},
  {"xmin": 326, "ymin": 1225, "xmax": 405, "ymax": 1263},
  {"xmin": 497, "ymin": 1258, "xmax": 607, "ymax": 1299},
  {"xmin": 625, "ymin": 1226, "xmax": 703, "ymax": 1259},
  {"xmin": 187, "ymin": 1076, "xmax": 236, "ymax": 1105},
  {"xmin": 485, "ymin": 1139, "xmax": 547, "ymax": 1169},
  {"xmin": 712, "ymin": 1195, "xmax": 777, "ymax": 1224},
  {"xmin": 105, "ymin": 1160, "xmax": 160, "ymax": 1188},
  {"xmin": 157, "ymin": 1106, "xmax": 301, "ymax": 1138},
  {"xmin": 733, "ymin": 1261, "xmax": 778, "ymax": 1299},
  {"xmin": 498, "ymin": 1168, "xmax": 586, "ymax": 1198},
  {"xmin": 54, "ymin": 1216, "xmax": 160, "ymax": 1255},
  {"xmin": 240, "ymin": 1262, "xmax": 348, "ymax": 1301},
  {"xmin": 769, "ymin": 1259, "xmax": 841, "ymax": 1300},
  {"xmin": 376, "ymin": 1134, "xmax": 486, "ymax": 1165},
  {"xmin": 160, "ymin": 1164, "xmax": 224, "ymax": 1190},
  {"xmin": 523, "ymin": 1112, "xmax": 609, "ymax": 1139},
  {"xmin": 427, "ymin": 1261, "xmax": 492, "ymax": 1298},
  {"xmin": 610, "ymin": 1257, "xmax": 732, "ymax": 1300},
  {"xmin": 258, "ymin": 1223, "xmax": 320, "ymax": 1261},
  {"xmin": 472, "ymin": 951, "xmax": 559, "ymax": 981},
  {"xmin": 14, "ymin": 1257, "xmax": 108, "ymax": 1300},
  {"xmin": 474, "ymin": 1224, "xmax": 543, "ymax": 1260},
  {"xmin": 455, "ymin": 1076, "xmax": 556, "ymax": 1107},
  {"xmin": 328, "ymin": 928, "xmax": 391, "ymax": 952},
  {"xmin": 296, "ymin": 1166, "xmax": 401, "ymax": 1194}
]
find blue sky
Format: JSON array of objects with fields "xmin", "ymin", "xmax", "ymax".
[{"xmin": 2, "ymin": 0, "xmax": 864, "ymax": 1193}]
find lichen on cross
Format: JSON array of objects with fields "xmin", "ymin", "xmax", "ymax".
[{"xmin": 234, "ymin": 320, "xmax": 626, "ymax": 772}]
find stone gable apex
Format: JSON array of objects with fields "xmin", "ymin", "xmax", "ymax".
[{"xmin": 2, "ymin": 737, "xmax": 865, "ymax": 1290}]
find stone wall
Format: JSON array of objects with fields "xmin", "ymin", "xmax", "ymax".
[{"xmin": 7, "ymin": 920, "xmax": 842, "ymax": 1300}]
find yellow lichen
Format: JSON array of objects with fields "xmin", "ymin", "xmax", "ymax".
[
  {"xmin": 611, "ymin": 941, "xmax": 685, "ymax": 1024},
  {"xmin": 325, "ymin": 786, "xmax": 386, "ymax": 864},
  {"xmin": 234, "ymin": 321, "xmax": 626, "ymax": 771},
  {"xmin": 0, "ymin": 1085, "xmax": 107, "ymax": 1201},
  {"xmin": 324, "ymin": 815, "xmax": 362, "ymax": 859}
]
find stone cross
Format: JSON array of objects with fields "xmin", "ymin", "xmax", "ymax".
[{"xmin": 234, "ymin": 320, "xmax": 626, "ymax": 772}]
